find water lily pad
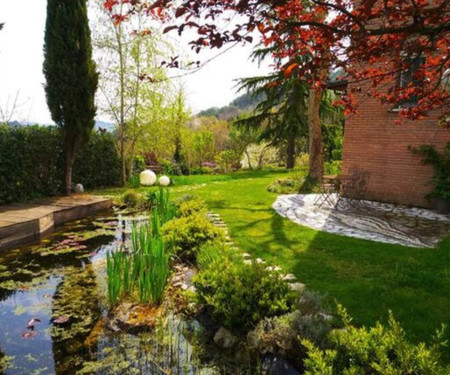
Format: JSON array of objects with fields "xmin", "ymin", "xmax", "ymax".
[
  {"xmin": 53, "ymin": 315, "xmax": 69, "ymax": 324},
  {"xmin": 21, "ymin": 331, "xmax": 37, "ymax": 339}
]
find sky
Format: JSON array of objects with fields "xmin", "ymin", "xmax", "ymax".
[{"xmin": 0, "ymin": 0, "xmax": 271, "ymax": 124}]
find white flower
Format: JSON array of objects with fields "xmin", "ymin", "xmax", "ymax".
[{"xmin": 140, "ymin": 170, "xmax": 157, "ymax": 186}]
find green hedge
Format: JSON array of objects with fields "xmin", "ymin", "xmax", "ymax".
[{"xmin": 0, "ymin": 124, "xmax": 120, "ymax": 204}]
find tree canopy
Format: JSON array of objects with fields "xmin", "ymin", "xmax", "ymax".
[{"xmin": 105, "ymin": 0, "xmax": 450, "ymax": 126}]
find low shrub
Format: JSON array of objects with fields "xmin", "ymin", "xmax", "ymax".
[
  {"xmin": 267, "ymin": 178, "xmax": 304, "ymax": 194},
  {"xmin": 122, "ymin": 191, "xmax": 140, "ymax": 207},
  {"xmin": 248, "ymin": 291, "xmax": 333, "ymax": 360},
  {"xmin": 194, "ymin": 259, "xmax": 296, "ymax": 331},
  {"xmin": 196, "ymin": 241, "xmax": 242, "ymax": 270},
  {"xmin": 302, "ymin": 306, "xmax": 449, "ymax": 375},
  {"xmin": 191, "ymin": 166, "xmax": 213, "ymax": 175},
  {"xmin": 178, "ymin": 198, "xmax": 207, "ymax": 217},
  {"xmin": 162, "ymin": 214, "xmax": 225, "ymax": 262},
  {"xmin": 160, "ymin": 159, "xmax": 183, "ymax": 176}
]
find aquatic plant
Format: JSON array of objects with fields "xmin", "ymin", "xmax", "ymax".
[
  {"xmin": 107, "ymin": 202, "xmax": 171, "ymax": 306},
  {"xmin": 147, "ymin": 187, "xmax": 177, "ymax": 224}
]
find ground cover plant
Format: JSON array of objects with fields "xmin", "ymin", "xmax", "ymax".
[{"xmin": 96, "ymin": 168, "xmax": 450, "ymax": 362}]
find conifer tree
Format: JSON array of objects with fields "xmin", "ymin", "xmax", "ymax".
[{"xmin": 43, "ymin": 0, "xmax": 98, "ymax": 194}]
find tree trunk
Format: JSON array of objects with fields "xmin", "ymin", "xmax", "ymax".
[
  {"xmin": 245, "ymin": 150, "xmax": 253, "ymax": 170},
  {"xmin": 308, "ymin": 88, "xmax": 324, "ymax": 181},
  {"xmin": 286, "ymin": 136, "xmax": 296, "ymax": 169},
  {"xmin": 120, "ymin": 129, "xmax": 126, "ymax": 185},
  {"xmin": 64, "ymin": 139, "xmax": 78, "ymax": 195}
]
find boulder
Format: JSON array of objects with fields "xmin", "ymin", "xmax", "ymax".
[{"xmin": 214, "ymin": 327, "xmax": 238, "ymax": 349}]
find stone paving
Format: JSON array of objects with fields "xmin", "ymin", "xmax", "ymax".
[
  {"xmin": 0, "ymin": 195, "xmax": 112, "ymax": 252},
  {"xmin": 273, "ymin": 194, "xmax": 450, "ymax": 248}
]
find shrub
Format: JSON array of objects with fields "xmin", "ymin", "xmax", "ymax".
[
  {"xmin": 196, "ymin": 241, "xmax": 242, "ymax": 270},
  {"xmin": 178, "ymin": 198, "xmax": 207, "ymax": 217},
  {"xmin": 122, "ymin": 191, "xmax": 140, "ymax": 207},
  {"xmin": 302, "ymin": 306, "xmax": 449, "ymax": 375},
  {"xmin": 194, "ymin": 259, "xmax": 296, "ymax": 331},
  {"xmin": 191, "ymin": 166, "xmax": 213, "ymax": 175},
  {"xmin": 296, "ymin": 153, "xmax": 309, "ymax": 167},
  {"xmin": 324, "ymin": 161, "xmax": 342, "ymax": 175},
  {"xmin": 162, "ymin": 214, "xmax": 225, "ymax": 262},
  {"xmin": 0, "ymin": 125, "xmax": 120, "ymax": 204},
  {"xmin": 160, "ymin": 159, "xmax": 182, "ymax": 176},
  {"xmin": 267, "ymin": 178, "xmax": 304, "ymax": 194},
  {"xmin": 248, "ymin": 291, "xmax": 333, "ymax": 359}
]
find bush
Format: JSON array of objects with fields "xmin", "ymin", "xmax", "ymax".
[
  {"xmin": 196, "ymin": 241, "xmax": 242, "ymax": 270},
  {"xmin": 178, "ymin": 198, "xmax": 207, "ymax": 217},
  {"xmin": 267, "ymin": 178, "xmax": 304, "ymax": 194},
  {"xmin": 0, "ymin": 125, "xmax": 121, "ymax": 204},
  {"xmin": 162, "ymin": 214, "xmax": 225, "ymax": 262},
  {"xmin": 190, "ymin": 166, "xmax": 213, "ymax": 175},
  {"xmin": 302, "ymin": 306, "xmax": 449, "ymax": 375},
  {"xmin": 160, "ymin": 159, "xmax": 182, "ymax": 176},
  {"xmin": 122, "ymin": 191, "xmax": 140, "ymax": 207},
  {"xmin": 324, "ymin": 161, "xmax": 342, "ymax": 175},
  {"xmin": 194, "ymin": 258, "xmax": 296, "ymax": 331},
  {"xmin": 248, "ymin": 291, "xmax": 333, "ymax": 359}
]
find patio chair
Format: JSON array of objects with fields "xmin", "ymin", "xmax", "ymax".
[
  {"xmin": 340, "ymin": 169, "xmax": 370, "ymax": 208},
  {"xmin": 314, "ymin": 176, "xmax": 340, "ymax": 208}
]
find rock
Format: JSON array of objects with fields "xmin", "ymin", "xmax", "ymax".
[
  {"xmin": 266, "ymin": 266, "xmax": 282, "ymax": 272},
  {"xmin": 213, "ymin": 327, "xmax": 238, "ymax": 349},
  {"xmin": 282, "ymin": 274, "xmax": 297, "ymax": 281},
  {"xmin": 256, "ymin": 258, "xmax": 265, "ymax": 264},
  {"xmin": 241, "ymin": 253, "xmax": 251, "ymax": 258},
  {"xmin": 289, "ymin": 282, "xmax": 306, "ymax": 293},
  {"xmin": 261, "ymin": 354, "xmax": 300, "ymax": 375},
  {"xmin": 75, "ymin": 183, "xmax": 84, "ymax": 193}
]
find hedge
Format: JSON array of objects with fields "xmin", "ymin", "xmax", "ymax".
[{"xmin": 0, "ymin": 124, "xmax": 120, "ymax": 205}]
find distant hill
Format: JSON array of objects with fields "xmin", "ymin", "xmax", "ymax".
[
  {"xmin": 4, "ymin": 120, "xmax": 115, "ymax": 132},
  {"xmin": 197, "ymin": 91, "xmax": 264, "ymax": 121}
]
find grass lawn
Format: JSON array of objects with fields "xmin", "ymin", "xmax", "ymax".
[{"xmin": 95, "ymin": 169, "xmax": 450, "ymax": 358}]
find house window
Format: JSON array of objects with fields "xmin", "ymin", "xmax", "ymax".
[{"xmin": 397, "ymin": 55, "xmax": 425, "ymax": 108}]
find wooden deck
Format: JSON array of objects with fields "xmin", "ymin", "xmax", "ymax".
[{"xmin": 0, "ymin": 195, "xmax": 112, "ymax": 252}]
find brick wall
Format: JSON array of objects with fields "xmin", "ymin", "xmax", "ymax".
[{"xmin": 341, "ymin": 86, "xmax": 450, "ymax": 207}]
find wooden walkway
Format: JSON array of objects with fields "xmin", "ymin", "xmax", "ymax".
[{"xmin": 0, "ymin": 195, "xmax": 112, "ymax": 252}]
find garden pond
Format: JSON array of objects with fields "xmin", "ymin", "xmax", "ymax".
[{"xmin": 0, "ymin": 210, "xmax": 251, "ymax": 375}]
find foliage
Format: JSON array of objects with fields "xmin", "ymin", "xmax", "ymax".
[
  {"xmin": 107, "ymin": 195, "xmax": 175, "ymax": 306},
  {"xmin": 324, "ymin": 161, "xmax": 342, "ymax": 176},
  {"xmin": 194, "ymin": 258, "xmax": 296, "ymax": 331},
  {"xmin": 73, "ymin": 131, "xmax": 121, "ymax": 189},
  {"xmin": 267, "ymin": 177, "xmax": 304, "ymax": 194},
  {"xmin": 122, "ymin": 191, "xmax": 140, "ymax": 207},
  {"xmin": 0, "ymin": 125, "xmax": 120, "ymax": 205},
  {"xmin": 127, "ymin": 0, "xmax": 450, "ymax": 124},
  {"xmin": 162, "ymin": 214, "xmax": 225, "ymax": 263},
  {"xmin": 44, "ymin": 0, "xmax": 98, "ymax": 193},
  {"xmin": 410, "ymin": 143, "xmax": 450, "ymax": 200},
  {"xmin": 302, "ymin": 306, "xmax": 449, "ymax": 375},
  {"xmin": 215, "ymin": 150, "xmax": 238, "ymax": 173},
  {"xmin": 146, "ymin": 187, "xmax": 177, "ymax": 224},
  {"xmin": 177, "ymin": 198, "xmax": 207, "ymax": 218}
]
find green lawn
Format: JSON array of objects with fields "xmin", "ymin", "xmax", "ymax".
[{"xmin": 95, "ymin": 169, "xmax": 450, "ymax": 358}]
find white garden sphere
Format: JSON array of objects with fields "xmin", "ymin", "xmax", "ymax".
[
  {"xmin": 158, "ymin": 175, "xmax": 171, "ymax": 187},
  {"xmin": 140, "ymin": 170, "xmax": 157, "ymax": 186}
]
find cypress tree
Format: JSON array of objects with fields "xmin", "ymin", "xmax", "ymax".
[{"xmin": 43, "ymin": 0, "xmax": 98, "ymax": 194}]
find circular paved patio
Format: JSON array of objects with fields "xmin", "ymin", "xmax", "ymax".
[{"xmin": 273, "ymin": 194, "xmax": 450, "ymax": 248}]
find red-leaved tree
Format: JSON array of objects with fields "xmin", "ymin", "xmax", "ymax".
[{"xmin": 104, "ymin": 0, "xmax": 449, "ymax": 127}]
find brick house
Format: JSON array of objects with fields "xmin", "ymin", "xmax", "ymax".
[{"xmin": 338, "ymin": 80, "xmax": 450, "ymax": 208}]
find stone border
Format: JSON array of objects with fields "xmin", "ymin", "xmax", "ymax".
[{"xmin": 0, "ymin": 195, "xmax": 112, "ymax": 252}]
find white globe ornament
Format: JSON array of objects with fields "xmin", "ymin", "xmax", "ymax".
[
  {"xmin": 140, "ymin": 170, "xmax": 157, "ymax": 186},
  {"xmin": 158, "ymin": 175, "xmax": 171, "ymax": 187}
]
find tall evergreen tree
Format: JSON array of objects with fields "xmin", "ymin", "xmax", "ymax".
[{"xmin": 43, "ymin": 0, "xmax": 98, "ymax": 194}]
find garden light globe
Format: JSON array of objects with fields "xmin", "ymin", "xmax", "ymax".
[
  {"xmin": 140, "ymin": 170, "xmax": 157, "ymax": 186},
  {"xmin": 159, "ymin": 175, "xmax": 171, "ymax": 187}
]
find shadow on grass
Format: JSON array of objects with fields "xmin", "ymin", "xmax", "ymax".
[{"xmin": 291, "ymin": 228, "xmax": 450, "ymax": 362}]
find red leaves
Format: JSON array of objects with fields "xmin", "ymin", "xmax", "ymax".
[{"xmin": 283, "ymin": 63, "xmax": 298, "ymax": 78}]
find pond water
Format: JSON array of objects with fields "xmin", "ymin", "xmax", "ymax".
[{"xmin": 0, "ymin": 210, "xmax": 241, "ymax": 375}]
